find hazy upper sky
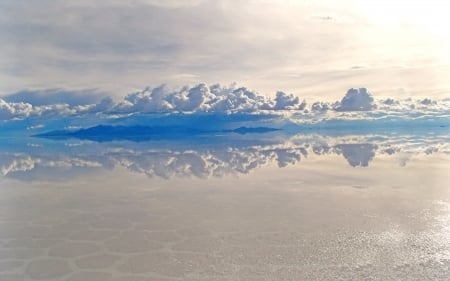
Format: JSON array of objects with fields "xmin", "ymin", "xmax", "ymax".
[{"xmin": 1, "ymin": 0, "xmax": 449, "ymax": 100}]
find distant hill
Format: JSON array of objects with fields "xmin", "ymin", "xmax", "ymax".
[{"xmin": 35, "ymin": 125, "xmax": 280, "ymax": 142}]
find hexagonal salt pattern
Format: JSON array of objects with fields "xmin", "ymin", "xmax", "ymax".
[{"xmin": 0, "ymin": 168, "xmax": 449, "ymax": 281}]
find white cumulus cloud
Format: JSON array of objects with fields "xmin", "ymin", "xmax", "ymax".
[
  {"xmin": 0, "ymin": 84, "xmax": 449, "ymax": 127},
  {"xmin": 334, "ymin": 88, "xmax": 375, "ymax": 112}
]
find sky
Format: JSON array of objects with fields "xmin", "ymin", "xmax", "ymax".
[{"xmin": 1, "ymin": 0, "xmax": 450, "ymax": 101}]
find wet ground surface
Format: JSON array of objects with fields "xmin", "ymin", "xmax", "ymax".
[{"xmin": 0, "ymin": 138, "xmax": 449, "ymax": 281}]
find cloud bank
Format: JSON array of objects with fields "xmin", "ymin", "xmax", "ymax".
[{"xmin": 1, "ymin": 84, "xmax": 449, "ymax": 124}]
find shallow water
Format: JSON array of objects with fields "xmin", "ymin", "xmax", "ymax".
[{"xmin": 0, "ymin": 133, "xmax": 449, "ymax": 280}]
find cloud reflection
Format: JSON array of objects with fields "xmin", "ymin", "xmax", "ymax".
[
  {"xmin": 1, "ymin": 132, "xmax": 448, "ymax": 181},
  {"xmin": 335, "ymin": 144, "xmax": 376, "ymax": 167}
]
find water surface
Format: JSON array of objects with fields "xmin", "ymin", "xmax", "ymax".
[{"xmin": 0, "ymin": 132, "xmax": 449, "ymax": 280}]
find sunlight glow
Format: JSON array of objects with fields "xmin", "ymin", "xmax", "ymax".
[{"xmin": 355, "ymin": 1, "xmax": 450, "ymax": 35}]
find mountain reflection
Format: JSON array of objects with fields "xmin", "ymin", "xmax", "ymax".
[{"xmin": 0, "ymin": 133, "xmax": 448, "ymax": 180}]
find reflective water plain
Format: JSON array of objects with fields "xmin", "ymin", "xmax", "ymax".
[{"xmin": 0, "ymin": 132, "xmax": 449, "ymax": 281}]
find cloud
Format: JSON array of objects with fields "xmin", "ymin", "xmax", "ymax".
[
  {"xmin": 2, "ymin": 89, "xmax": 105, "ymax": 106},
  {"xmin": 110, "ymin": 83, "xmax": 273, "ymax": 114},
  {"xmin": 0, "ymin": 99, "xmax": 15, "ymax": 120},
  {"xmin": 419, "ymin": 98, "xmax": 436, "ymax": 106},
  {"xmin": 382, "ymin": 98, "xmax": 397, "ymax": 105},
  {"xmin": 0, "ymin": 98, "xmax": 33, "ymax": 120},
  {"xmin": 0, "ymin": 97, "xmax": 87, "ymax": 121},
  {"xmin": 311, "ymin": 101, "xmax": 333, "ymax": 112},
  {"xmin": 273, "ymin": 91, "xmax": 306, "ymax": 110},
  {"xmin": 334, "ymin": 88, "xmax": 375, "ymax": 111},
  {"xmin": 105, "ymin": 84, "xmax": 448, "ymax": 116},
  {"xmin": 0, "ymin": 88, "xmax": 109, "ymax": 120}
]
